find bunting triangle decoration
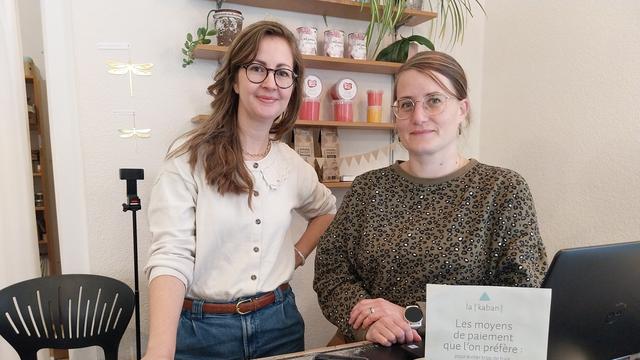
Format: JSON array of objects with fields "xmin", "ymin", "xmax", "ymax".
[{"xmin": 310, "ymin": 142, "xmax": 401, "ymax": 169}]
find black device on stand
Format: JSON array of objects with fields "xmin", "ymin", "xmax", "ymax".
[{"xmin": 119, "ymin": 168, "xmax": 144, "ymax": 360}]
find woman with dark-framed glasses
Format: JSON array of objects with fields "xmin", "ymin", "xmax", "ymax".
[
  {"xmin": 314, "ymin": 51, "xmax": 547, "ymax": 347},
  {"xmin": 143, "ymin": 21, "xmax": 336, "ymax": 360}
]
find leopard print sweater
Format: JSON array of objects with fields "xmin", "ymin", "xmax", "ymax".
[{"xmin": 313, "ymin": 159, "xmax": 548, "ymax": 340}]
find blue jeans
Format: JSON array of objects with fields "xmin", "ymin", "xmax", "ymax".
[{"xmin": 175, "ymin": 286, "xmax": 305, "ymax": 360}]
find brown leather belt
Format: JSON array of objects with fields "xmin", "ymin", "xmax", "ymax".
[{"xmin": 183, "ymin": 283, "xmax": 290, "ymax": 315}]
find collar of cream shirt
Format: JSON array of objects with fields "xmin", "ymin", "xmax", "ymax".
[{"xmin": 245, "ymin": 141, "xmax": 291, "ymax": 191}]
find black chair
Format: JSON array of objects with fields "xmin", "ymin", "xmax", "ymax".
[{"xmin": 0, "ymin": 274, "xmax": 135, "ymax": 360}]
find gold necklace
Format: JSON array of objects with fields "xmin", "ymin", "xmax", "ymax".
[{"xmin": 243, "ymin": 141, "xmax": 271, "ymax": 158}]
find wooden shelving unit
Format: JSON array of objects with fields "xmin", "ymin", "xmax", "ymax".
[
  {"xmin": 191, "ymin": 115, "xmax": 394, "ymax": 130},
  {"xmin": 296, "ymin": 120, "xmax": 394, "ymax": 130},
  {"xmin": 323, "ymin": 181, "xmax": 352, "ymax": 189},
  {"xmin": 24, "ymin": 59, "xmax": 61, "ymax": 277},
  {"xmin": 224, "ymin": 0, "xmax": 436, "ymax": 27},
  {"xmin": 193, "ymin": 45, "xmax": 402, "ymax": 74}
]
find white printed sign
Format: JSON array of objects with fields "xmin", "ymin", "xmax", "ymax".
[{"xmin": 426, "ymin": 284, "xmax": 551, "ymax": 360}]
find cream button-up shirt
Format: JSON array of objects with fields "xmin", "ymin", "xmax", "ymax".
[{"xmin": 145, "ymin": 141, "xmax": 336, "ymax": 301}]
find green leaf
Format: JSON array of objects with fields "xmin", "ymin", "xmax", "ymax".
[
  {"xmin": 207, "ymin": 29, "xmax": 216, "ymax": 36},
  {"xmin": 375, "ymin": 43, "xmax": 397, "ymax": 62},
  {"xmin": 404, "ymin": 35, "xmax": 435, "ymax": 50},
  {"xmin": 187, "ymin": 33, "xmax": 193, "ymax": 42},
  {"xmin": 202, "ymin": 39, "xmax": 211, "ymax": 44},
  {"xmin": 197, "ymin": 28, "xmax": 204, "ymax": 37},
  {"xmin": 182, "ymin": 49, "xmax": 188, "ymax": 55}
]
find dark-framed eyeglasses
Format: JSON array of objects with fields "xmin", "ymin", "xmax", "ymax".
[
  {"xmin": 242, "ymin": 63, "xmax": 297, "ymax": 89},
  {"xmin": 392, "ymin": 93, "xmax": 451, "ymax": 120}
]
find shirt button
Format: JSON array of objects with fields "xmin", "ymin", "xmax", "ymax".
[
  {"xmin": 253, "ymin": 190, "xmax": 259, "ymax": 197},
  {"xmin": 253, "ymin": 246, "xmax": 259, "ymax": 252},
  {"xmin": 255, "ymin": 219, "xmax": 261, "ymax": 225},
  {"xmin": 250, "ymin": 275, "xmax": 257, "ymax": 281},
  {"xmin": 253, "ymin": 163, "xmax": 259, "ymax": 169}
]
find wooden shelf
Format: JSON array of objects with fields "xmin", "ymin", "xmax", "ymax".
[
  {"xmin": 296, "ymin": 120, "xmax": 394, "ymax": 129},
  {"xmin": 191, "ymin": 115, "xmax": 394, "ymax": 130},
  {"xmin": 193, "ymin": 45, "xmax": 402, "ymax": 74},
  {"xmin": 224, "ymin": 0, "xmax": 436, "ymax": 27},
  {"xmin": 323, "ymin": 181, "xmax": 352, "ymax": 188}
]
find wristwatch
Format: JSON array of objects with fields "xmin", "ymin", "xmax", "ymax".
[{"xmin": 404, "ymin": 305, "xmax": 423, "ymax": 329}]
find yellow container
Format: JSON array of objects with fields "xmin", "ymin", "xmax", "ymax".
[{"xmin": 367, "ymin": 106, "xmax": 382, "ymax": 123}]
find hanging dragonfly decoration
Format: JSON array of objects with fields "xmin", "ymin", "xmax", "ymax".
[
  {"xmin": 106, "ymin": 60, "xmax": 154, "ymax": 96},
  {"xmin": 118, "ymin": 127, "xmax": 151, "ymax": 138},
  {"xmin": 117, "ymin": 112, "xmax": 151, "ymax": 139}
]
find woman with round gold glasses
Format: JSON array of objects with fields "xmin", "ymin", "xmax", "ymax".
[{"xmin": 315, "ymin": 51, "xmax": 547, "ymax": 347}]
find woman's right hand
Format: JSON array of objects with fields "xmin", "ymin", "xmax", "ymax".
[
  {"xmin": 348, "ymin": 298, "xmax": 421, "ymax": 346},
  {"xmin": 364, "ymin": 315, "xmax": 421, "ymax": 347}
]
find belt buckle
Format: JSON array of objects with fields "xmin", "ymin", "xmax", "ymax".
[{"xmin": 235, "ymin": 298, "xmax": 254, "ymax": 315}]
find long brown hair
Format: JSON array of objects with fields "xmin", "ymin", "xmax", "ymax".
[
  {"xmin": 170, "ymin": 21, "xmax": 304, "ymax": 201},
  {"xmin": 394, "ymin": 51, "xmax": 470, "ymax": 128}
]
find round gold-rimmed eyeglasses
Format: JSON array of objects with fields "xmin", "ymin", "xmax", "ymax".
[{"xmin": 392, "ymin": 93, "xmax": 451, "ymax": 120}]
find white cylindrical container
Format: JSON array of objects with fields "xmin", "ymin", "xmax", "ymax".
[
  {"xmin": 347, "ymin": 32, "xmax": 366, "ymax": 60},
  {"xmin": 296, "ymin": 26, "xmax": 318, "ymax": 55},
  {"xmin": 303, "ymin": 75, "xmax": 323, "ymax": 98},
  {"xmin": 324, "ymin": 29, "xmax": 345, "ymax": 58},
  {"xmin": 330, "ymin": 78, "xmax": 358, "ymax": 101}
]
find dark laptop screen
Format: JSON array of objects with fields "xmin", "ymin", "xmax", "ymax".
[{"xmin": 542, "ymin": 241, "xmax": 640, "ymax": 360}]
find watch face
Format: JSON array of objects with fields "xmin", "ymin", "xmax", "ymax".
[{"xmin": 405, "ymin": 306, "xmax": 423, "ymax": 322}]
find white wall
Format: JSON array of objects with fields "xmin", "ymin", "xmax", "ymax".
[
  {"xmin": 17, "ymin": 0, "xmax": 45, "ymax": 78},
  {"xmin": 480, "ymin": 0, "xmax": 640, "ymax": 257}
]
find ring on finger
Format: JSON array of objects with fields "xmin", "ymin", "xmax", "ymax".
[{"xmin": 369, "ymin": 307, "xmax": 375, "ymax": 315}]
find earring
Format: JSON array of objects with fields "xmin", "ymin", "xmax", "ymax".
[
  {"xmin": 393, "ymin": 129, "xmax": 401, "ymax": 144},
  {"xmin": 458, "ymin": 124, "xmax": 462, "ymax": 136}
]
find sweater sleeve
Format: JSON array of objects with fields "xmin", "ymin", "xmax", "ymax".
[
  {"xmin": 489, "ymin": 172, "xmax": 548, "ymax": 287},
  {"xmin": 294, "ymin": 155, "xmax": 337, "ymax": 219},
  {"xmin": 144, "ymin": 154, "xmax": 198, "ymax": 289},
  {"xmin": 313, "ymin": 176, "xmax": 371, "ymax": 341}
]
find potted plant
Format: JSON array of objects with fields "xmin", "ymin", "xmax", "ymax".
[
  {"xmin": 180, "ymin": 1, "xmax": 244, "ymax": 68},
  {"xmin": 363, "ymin": 0, "xmax": 485, "ymax": 61},
  {"xmin": 362, "ymin": 0, "xmax": 408, "ymax": 60},
  {"xmin": 212, "ymin": 3, "xmax": 244, "ymax": 46},
  {"xmin": 375, "ymin": 34, "xmax": 434, "ymax": 63},
  {"xmin": 181, "ymin": 9, "xmax": 217, "ymax": 68}
]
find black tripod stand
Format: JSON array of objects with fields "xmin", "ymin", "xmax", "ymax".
[{"xmin": 120, "ymin": 168, "xmax": 144, "ymax": 360}]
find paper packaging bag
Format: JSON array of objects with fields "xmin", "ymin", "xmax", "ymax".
[
  {"xmin": 320, "ymin": 128, "xmax": 340, "ymax": 182},
  {"xmin": 320, "ymin": 128, "xmax": 339, "ymax": 158},
  {"xmin": 293, "ymin": 127, "xmax": 317, "ymax": 168}
]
